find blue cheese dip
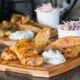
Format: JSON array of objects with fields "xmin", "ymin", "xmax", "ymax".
[
  {"xmin": 9, "ymin": 30, "xmax": 34, "ymax": 40},
  {"xmin": 42, "ymin": 50, "xmax": 66, "ymax": 65}
]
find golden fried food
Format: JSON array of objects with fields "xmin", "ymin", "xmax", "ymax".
[
  {"xmin": 19, "ymin": 24, "xmax": 41, "ymax": 32},
  {"xmin": 46, "ymin": 36, "xmax": 80, "ymax": 58},
  {"xmin": 46, "ymin": 36, "xmax": 80, "ymax": 50},
  {"xmin": 10, "ymin": 40, "xmax": 43, "ymax": 66},
  {"xmin": 1, "ymin": 48, "xmax": 17, "ymax": 61},
  {"xmin": 11, "ymin": 14, "xmax": 22, "ymax": 24},
  {"xmin": 26, "ymin": 56, "xmax": 43, "ymax": 66},
  {"xmin": 11, "ymin": 14, "xmax": 30, "ymax": 24},
  {"xmin": 34, "ymin": 28, "xmax": 50, "ymax": 50},
  {"xmin": 0, "ymin": 20, "xmax": 20, "ymax": 38},
  {"xmin": 0, "ymin": 30, "xmax": 4, "ymax": 37},
  {"xmin": 4, "ymin": 31, "xmax": 12, "ymax": 36},
  {"xmin": 21, "ymin": 16, "xmax": 30, "ymax": 24},
  {"xmin": 2, "ymin": 21, "xmax": 11, "ymax": 27},
  {"xmin": 60, "ymin": 45, "xmax": 80, "ymax": 58}
]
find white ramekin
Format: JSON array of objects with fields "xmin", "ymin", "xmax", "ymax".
[{"xmin": 35, "ymin": 10, "xmax": 60, "ymax": 28}]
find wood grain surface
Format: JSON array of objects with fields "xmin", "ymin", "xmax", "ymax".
[{"xmin": 0, "ymin": 56, "xmax": 80, "ymax": 78}]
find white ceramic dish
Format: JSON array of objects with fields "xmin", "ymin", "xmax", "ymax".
[
  {"xmin": 58, "ymin": 29, "xmax": 80, "ymax": 38},
  {"xmin": 36, "ymin": 10, "xmax": 60, "ymax": 28},
  {"xmin": 35, "ymin": 3, "xmax": 63, "ymax": 28}
]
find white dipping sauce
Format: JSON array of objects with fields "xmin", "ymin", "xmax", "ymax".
[
  {"xmin": 9, "ymin": 30, "xmax": 34, "ymax": 40},
  {"xmin": 42, "ymin": 50, "xmax": 66, "ymax": 65}
]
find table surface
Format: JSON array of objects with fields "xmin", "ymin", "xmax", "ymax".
[{"xmin": 0, "ymin": 44, "xmax": 80, "ymax": 80}]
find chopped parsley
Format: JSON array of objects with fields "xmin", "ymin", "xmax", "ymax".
[{"xmin": 1, "ymin": 26, "xmax": 15, "ymax": 32}]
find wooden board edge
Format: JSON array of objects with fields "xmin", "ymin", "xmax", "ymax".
[
  {"xmin": 0, "ymin": 64, "xmax": 49, "ymax": 78},
  {"xmin": 49, "ymin": 57, "xmax": 80, "ymax": 77},
  {"xmin": 0, "ymin": 57, "xmax": 80, "ymax": 78}
]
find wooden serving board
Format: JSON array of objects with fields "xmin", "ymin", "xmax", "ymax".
[{"xmin": 0, "ymin": 57, "xmax": 80, "ymax": 78}]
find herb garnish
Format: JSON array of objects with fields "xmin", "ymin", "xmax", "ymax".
[{"xmin": 1, "ymin": 26, "xmax": 15, "ymax": 32}]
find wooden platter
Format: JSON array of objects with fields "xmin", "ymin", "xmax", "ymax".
[
  {"xmin": 0, "ymin": 20, "xmax": 80, "ymax": 78},
  {"xmin": 0, "ymin": 56, "xmax": 80, "ymax": 78}
]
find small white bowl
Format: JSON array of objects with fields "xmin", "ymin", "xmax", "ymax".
[
  {"xmin": 58, "ymin": 29, "xmax": 80, "ymax": 38},
  {"xmin": 36, "ymin": 10, "xmax": 60, "ymax": 28}
]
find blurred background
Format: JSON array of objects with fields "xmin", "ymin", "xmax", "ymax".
[{"xmin": 0, "ymin": 0, "xmax": 80, "ymax": 22}]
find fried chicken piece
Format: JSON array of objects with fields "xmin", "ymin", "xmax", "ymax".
[
  {"xmin": 46, "ymin": 36, "xmax": 80, "ymax": 58},
  {"xmin": 10, "ymin": 40, "xmax": 44, "ymax": 66},
  {"xmin": 1, "ymin": 48, "xmax": 17, "ymax": 61},
  {"xmin": 34, "ymin": 28, "xmax": 50, "ymax": 51},
  {"xmin": 11, "ymin": 14, "xmax": 22, "ymax": 24},
  {"xmin": 19, "ymin": 24, "xmax": 41, "ymax": 33},
  {"xmin": 60, "ymin": 45, "xmax": 80, "ymax": 58},
  {"xmin": 26, "ymin": 56, "xmax": 43, "ymax": 66},
  {"xmin": 2, "ymin": 21, "xmax": 11, "ymax": 27},
  {"xmin": 21, "ymin": 16, "xmax": 30, "ymax": 24},
  {"xmin": 46, "ymin": 36, "xmax": 80, "ymax": 50}
]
